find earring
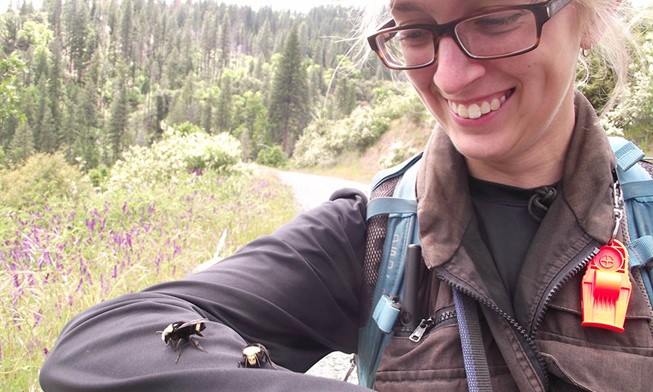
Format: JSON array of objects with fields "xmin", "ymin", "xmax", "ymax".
[{"xmin": 581, "ymin": 46, "xmax": 592, "ymax": 57}]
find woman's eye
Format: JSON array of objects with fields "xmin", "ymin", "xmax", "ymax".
[
  {"xmin": 398, "ymin": 29, "xmax": 431, "ymax": 44},
  {"xmin": 470, "ymin": 10, "xmax": 529, "ymax": 33}
]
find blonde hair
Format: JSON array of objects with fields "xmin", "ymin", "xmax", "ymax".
[
  {"xmin": 350, "ymin": 0, "xmax": 649, "ymax": 115},
  {"xmin": 574, "ymin": 0, "xmax": 646, "ymax": 114}
]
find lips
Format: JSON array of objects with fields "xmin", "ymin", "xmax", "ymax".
[{"xmin": 448, "ymin": 91, "xmax": 511, "ymax": 119}]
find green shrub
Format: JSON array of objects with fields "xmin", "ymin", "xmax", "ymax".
[
  {"xmin": 0, "ymin": 152, "xmax": 92, "ymax": 209},
  {"xmin": 256, "ymin": 145, "xmax": 288, "ymax": 167},
  {"xmin": 88, "ymin": 165, "xmax": 110, "ymax": 189},
  {"xmin": 173, "ymin": 121, "xmax": 205, "ymax": 135}
]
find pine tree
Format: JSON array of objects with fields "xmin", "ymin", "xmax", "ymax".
[
  {"xmin": 108, "ymin": 80, "xmax": 129, "ymax": 162},
  {"xmin": 219, "ymin": 13, "xmax": 231, "ymax": 72},
  {"xmin": 268, "ymin": 25, "xmax": 309, "ymax": 156},
  {"xmin": 8, "ymin": 122, "xmax": 35, "ymax": 162},
  {"xmin": 215, "ymin": 73, "xmax": 233, "ymax": 132},
  {"xmin": 39, "ymin": 106, "xmax": 58, "ymax": 153}
]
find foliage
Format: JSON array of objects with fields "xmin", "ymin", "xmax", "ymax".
[
  {"xmin": 380, "ymin": 140, "xmax": 420, "ymax": 169},
  {"xmin": 603, "ymin": 30, "xmax": 653, "ymax": 149},
  {"xmin": 107, "ymin": 128, "xmax": 242, "ymax": 192},
  {"xmin": 293, "ymin": 82, "xmax": 425, "ymax": 167},
  {"xmin": 173, "ymin": 121, "xmax": 206, "ymax": 135},
  {"xmin": 256, "ymin": 145, "xmax": 289, "ymax": 167},
  {"xmin": 0, "ymin": 2, "xmax": 366, "ymax": 167},
  {"xmin": 87, "ymin": 165, "xmax": 110, "ymax": 189},
  {"xmin": 0, "ymin": 53, "xmax": 25, "ymax": 129},
  {"xmin": 268, "ymin": 25, "xmax": 310, "ymax": 156},
  {"xmin": 576, "ymin": 20, "xmax": 653, "ymax": 150},
  {"xmin": 0, "ymin": 152, "xmax": 93, "ymax": 210}
]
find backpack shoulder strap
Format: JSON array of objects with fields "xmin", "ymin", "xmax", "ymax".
[
  {"xmin": 357, "ymin": 152, "xmax": 422, "ymax": 388},
  {"xmin": 609, "ymin": 136, "xmax": 653, "ymax": 306}
]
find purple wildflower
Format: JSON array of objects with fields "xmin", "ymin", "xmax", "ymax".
[
  {"xmin": 86, "ymin": 218, "xmax": 96, "ymax": 235},
  {"xmin": 33, "ymin": 311, "xmax": 42, "ymax": 328}
]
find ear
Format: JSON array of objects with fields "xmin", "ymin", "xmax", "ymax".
[{"xmin": 580, "ymin": 0, "xmax": 622, "ymax": 50}]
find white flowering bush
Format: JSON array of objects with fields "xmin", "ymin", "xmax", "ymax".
[{"xmin": 108, "ymin": 128, "xmax": 242, "ymax": 192}]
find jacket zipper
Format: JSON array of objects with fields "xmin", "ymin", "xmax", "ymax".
[
  {"xmin": 435, "ymin": 269, "xmax": 551, "ymax": 391},
  {"xmin": 408, "ymin": 309, "xmax": 457, "ymax": 342},
  {"xmin": 529, "ymin": 241, "xmax": 600, "ymax": 338}
]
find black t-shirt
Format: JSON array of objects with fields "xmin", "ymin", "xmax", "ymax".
[{"xmin": 469, "ymin": 177, "xmax": 557, "ymax": 299}]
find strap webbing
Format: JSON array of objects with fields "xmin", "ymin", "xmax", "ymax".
[{"xmin": 453, "ymin": 290, "xmax": 493, "ymax": 392}]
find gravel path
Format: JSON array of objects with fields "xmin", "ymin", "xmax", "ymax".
[
  {"xmin": 274, "ymin": 170, "xmax": 369, "ymax": 211},
  {"xmin": 274, "ymin": 169, "xmax": 368, "ymax": 385}
]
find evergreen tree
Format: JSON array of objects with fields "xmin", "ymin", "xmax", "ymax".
[
  {"xmin": 119, "ymin": 0, "xmax": 133, "ymax": 61},
  {"xmin": 48, "ymin": 37, "xmax": 63, "ymax": 149},
  {"xmin": 215, "ymin": 73, "xmax": 233, "ymax": 132},
  {"xmin": 219, "ymin": 13, "xmax": 231, "ymax": 72},
  {"xmin": 63, "ymin": 0, "xmax": 90, "ymax": 81},
  {"xmin": 268, "ymin": 25, "xmax": 309, "ymax": 155},
  {"xmin": 108, "ymin": 79, "xmax": 129, "ymax": 162},
  {"xmin": 8, "ymin": 121, "xmax": 34, "ymax": 162},
  {"xmin": 39, "ymin": 106, "xmax": 58, "ymax": 153}
]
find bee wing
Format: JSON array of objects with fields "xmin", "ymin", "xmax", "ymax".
[{"xmin": 176, "ymin": 319, "xmax": 208, "ymax": 330}]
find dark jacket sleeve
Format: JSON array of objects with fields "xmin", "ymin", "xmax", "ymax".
[{"xmin": 39, "ymin": 189, "xmax": 371, "ymax": 391}]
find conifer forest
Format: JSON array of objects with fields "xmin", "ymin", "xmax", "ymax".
[{"xmin": 0, "ymin": 0, "xmax": 404, "ymax": 170}]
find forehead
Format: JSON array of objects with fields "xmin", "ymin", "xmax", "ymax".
[{"xmin": 389, "ymin": 0, "xmax": 534, "ymax": 14}]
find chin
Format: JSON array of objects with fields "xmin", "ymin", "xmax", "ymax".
[{"xmin": 448, "ymin": 134, "xmax": 512, "ymax": 162}]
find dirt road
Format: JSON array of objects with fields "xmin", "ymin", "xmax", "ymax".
[{"xmin": 274, "ymin": 170, "xmax": 369, "ymax": 211}]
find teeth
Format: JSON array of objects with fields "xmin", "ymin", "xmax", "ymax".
[
  {"xmin": 468, "ymin": 104, "xmax": 481, "ymax": 119},
  {"xmin": 450, "ymin": 95, "xmax": 507, "ymax": 119}
]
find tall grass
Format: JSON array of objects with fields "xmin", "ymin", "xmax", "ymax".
[{"xmin": 0, "ymin": 145, "xmax": 296, "ymax": 391}]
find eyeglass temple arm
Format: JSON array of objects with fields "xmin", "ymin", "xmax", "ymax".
[{"xmin": 548, "ymin": 0, "xmax": 572, "ymax": 17}]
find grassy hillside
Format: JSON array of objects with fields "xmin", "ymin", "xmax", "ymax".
[{"xmin": 0, "ymin": 134, "xmax": 296, "ymax": 391}]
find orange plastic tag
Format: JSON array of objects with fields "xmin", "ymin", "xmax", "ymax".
[{"xmin": 581, "ymin": 239, "xmax": 632, "ymax": 332}]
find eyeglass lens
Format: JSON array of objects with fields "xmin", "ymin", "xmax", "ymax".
[{"xmin": 377, "ymin": 9, "xmax": 539, "ymax": 68}]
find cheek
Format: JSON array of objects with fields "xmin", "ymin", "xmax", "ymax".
[{"xmin": 405, "ymin": 67, "xmax": 436, "ymax": 93}]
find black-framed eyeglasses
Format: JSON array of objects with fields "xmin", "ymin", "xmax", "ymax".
[{"xmin": 367, "ymin": 0, "xmax": 572, "ymax": 70}]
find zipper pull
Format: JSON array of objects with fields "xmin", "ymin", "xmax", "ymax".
[{"xmin": 409, "ymin": 318, "xmax": 434, "ymax": 343}]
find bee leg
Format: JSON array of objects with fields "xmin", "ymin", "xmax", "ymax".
[
  {"xmin": 190, "ymin": 337, "xmax": 206, "ymax": 353},
  {"xmin": 263, "ymin": 352, "xmax": 276, "ymax": 369}
]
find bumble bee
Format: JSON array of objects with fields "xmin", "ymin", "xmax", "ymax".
[
  {"xmin": 156, "ymin": 319, "xmax": 207, "ymax": 363},
  {"xmin": 238, "ymin": 343, "xmax": 275, "ymax": 369}
]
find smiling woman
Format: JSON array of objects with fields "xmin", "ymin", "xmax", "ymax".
[{"xmin": 39, "ymin": 1, "xmax": 653, "ymax": 391}]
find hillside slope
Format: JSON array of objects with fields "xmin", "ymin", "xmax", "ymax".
[{"xmin": 301, "ymin": 117, "xmax": 434, "ymax": 183}]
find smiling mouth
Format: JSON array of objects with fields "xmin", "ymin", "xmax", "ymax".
[{"xmin": 448, "ymin": 90, "xmax": 513, "ymax": 119}]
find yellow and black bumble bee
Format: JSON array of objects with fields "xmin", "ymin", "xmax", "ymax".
[
  {"xmin": 238, "ymin": 343, "xmax": 275, "ymax": 369},
  {"xmin": 157, "ymin": 319, "xmax": 207, "ymax": 363}
]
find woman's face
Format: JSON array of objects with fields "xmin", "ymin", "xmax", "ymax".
[{"xmin": 393, "ymin": 0, "xmax": 585, "ymax": 178}]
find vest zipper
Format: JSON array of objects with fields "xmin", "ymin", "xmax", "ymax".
[
  {"xmin": 408, "ymin": 309, "xmax": 457, "ymax": 343},
  {"xmin": 435, "ymin": 270, "xmax": 550, "ymax": 391},
  {"xmin": 529, "ymin": 241, "xmax": 600, "ymax": 338}
]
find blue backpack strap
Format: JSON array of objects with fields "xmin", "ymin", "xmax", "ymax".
[
  {"xmin": 609, "ymin": 136, "xmax": 653, "ymax": 307},
  {"xmin": 359, "ymin": 152, "xmax": 494, "ymax": 391},
  {"xmin": 357, "ymin": 154, "xmax": 421, "ymax": 388}
]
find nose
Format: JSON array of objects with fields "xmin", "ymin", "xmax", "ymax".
[{"xmin": 432, "ymin": 37, "xmax": 486, "ymax": 95}]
